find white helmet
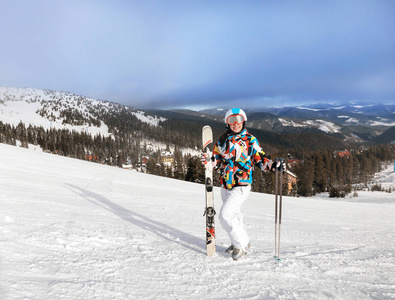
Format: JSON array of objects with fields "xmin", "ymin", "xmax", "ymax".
[{"xmin": 224, "ymin": 108, "xmax": 247, "ymax": 125}]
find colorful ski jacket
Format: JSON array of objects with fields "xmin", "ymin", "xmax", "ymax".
[{"xmin": 213, "ymin": 129, "xmax": 267, "ymax": 189}]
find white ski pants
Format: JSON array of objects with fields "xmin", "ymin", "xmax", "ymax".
[{"xmin": 219, "ymin": 185, "xmax": 251, "ymax": 249}]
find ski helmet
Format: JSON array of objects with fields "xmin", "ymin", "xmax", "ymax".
[{"xmin": 224, "ymin": 108, "xmax": 247, "ymax": 125}]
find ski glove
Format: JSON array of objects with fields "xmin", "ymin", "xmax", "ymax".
[
  {"xmin": 260, "ymin": 158, "xmax": 286, "ymax": 172},
  {"xmin": 269, "ymin": 160, "xmax": 286, "ymax": 172},
  {"xmin": 201, "ymin": 152, "xmax": 217, "ymax": 169}
]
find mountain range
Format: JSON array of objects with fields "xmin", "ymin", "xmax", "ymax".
[
  {"xmin": 155, "ymin": 103, "xmax": 395, "ymax": 145},
  {"xmin": 1, "ymin": 87, "xmax": 394, "ymax": 153},
  {"xmin": 196, "ymin": 102, "xmax": 395, "ymax": 141}
]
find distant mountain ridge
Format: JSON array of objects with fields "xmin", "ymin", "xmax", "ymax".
[
  {"xmin": 0, "ymin": 87, "xmax": 165, "ymax": 137},
  {"xmin": 373, "ymin": 126, "xmax": 395, "ymax": 145},
  {"xmin": 1, "ymin": 87, "xmax": 393, "ymax": 156},
  {"xmin": 266, "ymin": 103, "xmax": 395, "ymax": 127},
  {"xmin": 197, "ymin": 102, "xmax": 395, "ymax": 143}
]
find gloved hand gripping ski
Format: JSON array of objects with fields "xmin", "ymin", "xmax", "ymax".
[{"xmin": 201, "ymin": 153, "xmax": 217, "ymax": 169}]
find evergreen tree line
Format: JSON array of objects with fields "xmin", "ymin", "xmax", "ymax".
[
  {"xmin": 182, "ymin": 144, "xmax": 395, "ymax": 198},
  {"xmin": 1, "ymin": 121, "xmax": 394, "ymax": 198},
  {"xmin": 0, "ymin": 120, "xmax": 204, "ymax": 178},
  {"xmin": 1, "ymin": 121, "xmax": 143, "ymax": 167},
  {"xmin": 291, "ymin": 145, "xmax": 395, "ymax": 197}
]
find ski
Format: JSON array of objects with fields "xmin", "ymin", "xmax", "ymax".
[{"xmin": 202, "ymin": 125, "xmax": 216, "ymax": 256}]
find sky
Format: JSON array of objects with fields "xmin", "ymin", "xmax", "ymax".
[{"xmin": 1, "ymin": 0, "xmax": 395, "ymax": 109}]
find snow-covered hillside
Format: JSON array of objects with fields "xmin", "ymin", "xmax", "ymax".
[
  {"xmin": 0, "ymin": 87, "xmax": 165, "ymax": 137},
  {"xmin": 1, "ymin": 143, "xmax": 394, "ymax": 299},
  {"xmin": 278, "ymin": 118, "xmax": 342, "ymax": 134}
]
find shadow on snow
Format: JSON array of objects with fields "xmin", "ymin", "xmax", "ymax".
[{"xmin": 66, "ymin": 183, "xmax": 205, "ymax": 255}]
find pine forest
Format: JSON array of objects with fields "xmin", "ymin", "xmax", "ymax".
[{"xmin": 1, "ymin": 117, "xmax": 394, "ymax": 199}]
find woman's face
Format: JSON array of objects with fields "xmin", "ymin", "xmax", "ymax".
[{"xmin": 230, "ymin": 122, "xmax": 243, "ymax": 133}]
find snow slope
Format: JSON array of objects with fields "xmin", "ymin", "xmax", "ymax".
[
  {"xmin": 0, "ymin": 143, "xmax": 394, "ymax": 299},
  {"xmin": 0, "ymin": 87, "xmax": 165, "ymax": 137}
]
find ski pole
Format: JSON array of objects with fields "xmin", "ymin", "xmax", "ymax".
[
  {"xmin": 274, "ymin": 158, "xmax": 279, "ymax": 261},
  {"xmin": 277, "ymin": 158, "xmax": 284, "ymax": 262}
]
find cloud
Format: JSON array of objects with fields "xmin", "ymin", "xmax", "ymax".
[{"xmin": 1, "ymin": 0, "xmax": 394, "ymax": 109}]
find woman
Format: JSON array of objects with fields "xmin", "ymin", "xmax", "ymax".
[{"xmin": 204, "ymin": 108, "xmax": 278, "ymax": 260}]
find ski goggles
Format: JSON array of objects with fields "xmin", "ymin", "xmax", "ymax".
[{"xmin": 226, "ymin": 114, "xmax": 245, "ymax": 125}]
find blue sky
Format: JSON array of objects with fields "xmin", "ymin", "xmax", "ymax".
[{"xmin": 1, "ymin": 0, "xmax": 394, "ymax": 109}]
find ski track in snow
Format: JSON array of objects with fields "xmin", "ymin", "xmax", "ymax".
[{"xmin": 0, "ymin": 143, "xmax": 394, "ymax": 299}]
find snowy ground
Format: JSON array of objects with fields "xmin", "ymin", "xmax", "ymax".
[
  {"xmin": 0, "ymin": 143, "xmax": 394, "ymax": 299},
  {"xmin": 0, "ymin": 87, "xmax": 165, "ymax": 137}
]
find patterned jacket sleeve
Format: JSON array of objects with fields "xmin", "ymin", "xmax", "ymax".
[{"xmin": 251, "ymin": 136, "xmax": 271, "ymax": 171}]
